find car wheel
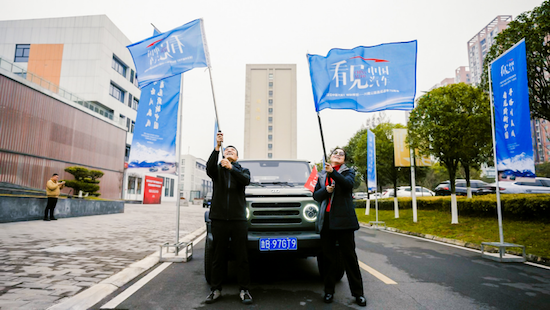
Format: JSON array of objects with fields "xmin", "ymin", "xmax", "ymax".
[
  {"xmin": 317, "ymin": 251, "xmax": 345, "ymax": 281},
  {"xmin": 204, "ymin": 235, "xmax": 213, "ymax": 284}
]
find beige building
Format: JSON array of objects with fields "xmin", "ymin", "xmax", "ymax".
[
  {"xmin": 244, "ymin": 64, "xmax": 297, "ymax": 159},
  {"xmin": 467, "ymin": 15, "xmax": 512, "ymax": 85}
]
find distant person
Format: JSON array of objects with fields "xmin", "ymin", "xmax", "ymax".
[
  {"xmin": 205, "ymin": 132, "xmax": 252, "ymax": 305},
  {"xmin": 314, "ymin": 148, "xmax": 367, "ymax": 307},
  {"xmin": 45, "ymin": 173, "xmax": 65, "ymax": 221}
]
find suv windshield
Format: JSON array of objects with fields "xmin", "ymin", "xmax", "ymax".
[{"xmin": 241, "ymin": 161, "xmax": 311, "ymax": 186}]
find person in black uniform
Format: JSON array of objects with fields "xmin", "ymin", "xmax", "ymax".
[
  {"xmin": 205, "ymin": 132, "xmax": 253, "ymax": 305},
  {"xmin": 314, "ymin": 148, "xmax": 367, "ymax": 307}
]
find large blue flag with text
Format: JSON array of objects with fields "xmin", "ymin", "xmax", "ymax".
[
  {"xmin": 128, "ymin": 74, "xmax": 181, "ymax": 168},
  {"xmin": 491, "ymin": 39, "xmax": 535, "ymax": 181},
  {"xmin": 367, "ymin": 129, "xmax": 377, "ymax": 191},
  {"xmin": 127, "ymin": 19, "xmax": 208, "ymax": 89},
  {"xmin": 308, "ymin": 41, "xmax": 417, "ymax": 112}
]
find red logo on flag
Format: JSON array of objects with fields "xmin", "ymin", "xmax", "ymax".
[{"xmin": 304, "ymin": 166, "xmax": 319, "ymax": 192}]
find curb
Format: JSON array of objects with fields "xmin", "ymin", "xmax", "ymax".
[
  {"xmin": 46, "ymin": 226, "xmax": 207, "ymax": 310},
  {"xmin": 360, "ymin": 223, "xmax": 550, "ymax": 266}
]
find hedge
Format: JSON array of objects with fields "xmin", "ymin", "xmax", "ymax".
[{"xmin": 354, "ymin": 194, "xmax": 550, "ymax": 221}]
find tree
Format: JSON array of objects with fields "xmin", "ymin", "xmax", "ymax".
[
  {"xmin": 408, "ymin": 83, "xmax": 491, "ymax": 223},
  {"xmin": 480, "ymin": 0, "xmax": 550, "ymax": 121},
  {"xmin": 63, "ymin": 166, "xmax": 103, "ymax": 197},
  {"xmin": 536, "ymin": 162, "xmax": 550, "ymax": 177}
]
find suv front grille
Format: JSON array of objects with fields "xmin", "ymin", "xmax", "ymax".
[
  {"xmin": 251, "ymin": 202, "xmax": 301, "ymax": 208},
  {"xmin": 254, "ymin": 210, "xmax": 300, "ymax": 216},
  {"xmin": 251, "ymin": 219, "xmax": 302, "ymax": 224}
]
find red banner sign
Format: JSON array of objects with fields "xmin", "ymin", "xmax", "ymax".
[
  {"xmin": 143, "ymin": 175, "xmax": 163, "ymax": 204},
  {"xmin": 304, "ymin": 166, "xmax": 319, "ymax": 192}
]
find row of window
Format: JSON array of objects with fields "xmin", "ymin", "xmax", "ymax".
[
  {"xmin": 109, "ymin": 82, "xmax": 139, "ymax": 111},
  {"xmin": 112, "ymin": 55, "xmax": 139, "ymax": 88}
]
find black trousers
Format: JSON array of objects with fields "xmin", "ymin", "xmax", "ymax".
[
  {"xmin": 210, "ymin": 220, "xmax": 250, "ymax": 291},
  {"xmin": 321, "ymin": 213, "xmax": 364, "ymax": 297},
  {"xmin": 45, "ymin": 197, "xmax": 58, "ymax": 219}
]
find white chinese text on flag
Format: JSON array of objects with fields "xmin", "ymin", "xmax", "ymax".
[
  {"xmin": 127, "ymin": 19, "xmax": 208, "ymax": 89},
  {"xmin": 367, "ymin": 129, "xmax": 377, "ymax": 191},
  {"xmin": 490, "ymin": 39, "xmax": 535, "ymax": 181},
  {"xmin": 307, "ymin": 41, "xmax": 417, "ymax": 113},
  {"xmin": 128, "ymin": 74, "xmax": 181, "ymax": 170}
]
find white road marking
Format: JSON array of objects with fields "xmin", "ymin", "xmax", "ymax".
[
  {"xmin": 358, "ymin": 260, "xmax": 397, "ymax": 285},
  {"xmin": 100, "ymin": 262, "xmax": 172, "ymax": 309},
  {"xmin": 100, "ymin": 232, "xmax": 208, "ymax": 309}
]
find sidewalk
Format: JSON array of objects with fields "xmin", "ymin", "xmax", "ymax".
[{"xmin": 0, "ymin": 201, "xmax": 207, "ymax": 310}]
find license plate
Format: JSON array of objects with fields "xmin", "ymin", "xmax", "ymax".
[{"xmin": 259, "ymin": 237, "xmax": 297, "ymax": 251}]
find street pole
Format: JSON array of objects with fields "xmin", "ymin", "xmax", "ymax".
[{"xmin": 406, "ymin": 111, "xmax": 418, "ymax": 223}]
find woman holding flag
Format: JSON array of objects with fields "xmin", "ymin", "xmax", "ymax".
[{"xmin": 313, "ymin": 148, "xmax": 366, "ymax": 307}]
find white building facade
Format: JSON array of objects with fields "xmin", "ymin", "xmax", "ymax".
[{"xmin": 180, "ymin": 154, "xmax": 212, "ymax": 200}]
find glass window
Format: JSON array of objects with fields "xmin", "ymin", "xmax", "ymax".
[
  {"xmin": 128, "ymin": 94, "xmax": 133, "ymax": 108},
  {"xmin": 132, "ymin": 97, "xmax": 139, "ymax": 110},
  {"xmin": 112, "ymin": 56, "xmax": 127, "ymax": 77},
  {"xmin": 137, "ymin": 177, "xmax": 142, "ymax": 194},
  {"xmin": 109, "ymin": 83, "xmax": 125, "ymax": 103},
  {"xmin": 268, "ymin": 126, "xmax": 273, "ymax": 132},
  {"xmin": 268, "ymin": 117, "xmax": 273, "ymax": 123},
  {"xmin": 268, "ymin": 108, "xmax": 273, "ymax": 114},
  {"xmin": 14, "ymin": 44, "xmax": 31, "ymax": 62},
  {"xmin": 131, "ymin": 121, "xmax": 135, "ymax": 133},
  {"xmin": 268, "ymin": 143, "xmax": 272, "ymax": 150},
  {"xmin": 268, "ymin": 99, "xmax": 273, "ymax": 105},
  {"xmin": 128, "ymin": 176, "xmax": 136, "ymax": 194},
  {"xmin": 130, "ymin": 69, "xmax": 135, "ymax": 83},
  {"xmin": 126, "ymin": 118, "xmax": 131, "ymax": 131},
  {"xmin": 268, "ymin": 134, "xmax": 272, "ymax": 141},
  {"xmin": 268, "ymin": 73, "xmax": 273, "ymax": 79},
  {"xmin": 170, "ymin": 179, "xmax": 175, "ymax": 197},
  {"xmin": 268, "ymin": 153, "xmax": 273, "ymax": 158},
  {"xmin": 269, "ymin": 90, "xmax": 273, "ymax": 96},
  {"xmin": 269, "ymin": 82, "xmax": 273, "ymax": 87}
]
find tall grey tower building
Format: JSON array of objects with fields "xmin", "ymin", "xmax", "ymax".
[{"xmin": 244, "ymin": 64, "xmax": 297, "ymax": 159}]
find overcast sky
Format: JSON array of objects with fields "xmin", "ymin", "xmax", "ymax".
[{"xmin": 0, "ymin": 0, "xmax": 544, "ymax": 163}]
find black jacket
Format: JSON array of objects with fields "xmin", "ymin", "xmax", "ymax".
[
  {"xmin": 206, "ymin": 149, "xmax": 251, "ymax": 221},
  {"xmin": 313, "ymin": 164, "xmax": 359, "ymax": 232}
]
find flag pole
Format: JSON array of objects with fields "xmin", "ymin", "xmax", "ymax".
[
  {"xmin": 317, "ymin": 112, "xmax": 328, "ymax": 163},
  {"xmin": 174, "ymin": 74, "xmax": 184, "ymax": 248}
]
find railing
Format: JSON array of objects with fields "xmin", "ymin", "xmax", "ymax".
[{"xmin": 0, "ymin": 56, "xmax": 118, "ymax": 123}]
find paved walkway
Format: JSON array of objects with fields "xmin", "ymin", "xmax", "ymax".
[{"xmin": 0, "ymin": 202, "xmax": 207, "ymax": 310}]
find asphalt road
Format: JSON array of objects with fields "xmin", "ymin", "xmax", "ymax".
[{"xmin": 93, "ymin": 227, "xmax": 550, "ymax": 310}]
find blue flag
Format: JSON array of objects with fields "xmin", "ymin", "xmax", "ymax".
[
  {"xmin": 367, "ymin": 129, "xmax": 377, "ymax": 191},
  {"xmin": 128, "ymin": 74, "xmax": 181, "ymax": 168},
  {"xmin": 307, "ymin": 41, "xmax": 417, "ymax": 113},
  {"xmin": 127, "ymin": 19, "xmax": 208, "ymax": 89},
  {"xmin": 490, "ymin": 39, "xmax": 535, "ymax": 181}
]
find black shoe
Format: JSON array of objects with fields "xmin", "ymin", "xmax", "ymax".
[
  {"xmin": 240, "ymin": 289, "xmax": 253, "ymax": 304},
  {"xmin": 323, "ymin": 293, "xmax": 334, "ymax": 303},
  {"xmin": 43, "ymin": 218, "xmax": 50, "ymax": 221},
  {"xmin": 205, "ymin": 290, "xmax": 221, "ymax": 304},
  {"xmin": 50, "ymin": 217, "xmax": 57, "ymax": 221},
  {"xmin": 356, "ymin": 295, "xmax": 367, "ymax": 307}
]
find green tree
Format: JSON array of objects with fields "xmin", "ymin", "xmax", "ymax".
[
  {"xmin": 535, "ymin": 162, "xmax": 550, "ymax": 177},
  {"xmin": 480, "ymin": 1, "xmax": 550, "ymax": 120},
  {"xmin": 63, "ymin": 166, "xmax": 103, "ymax": 197},
  {"xmin": 408, "ymin": 83, "xmax": 491, "ymax": 223}
]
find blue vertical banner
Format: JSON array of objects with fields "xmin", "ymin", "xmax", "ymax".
[
  {"xmin": 307, "ymin": 41, "xmax": 417, "ymax": 113},
  {"xmin": 490, "ymin": 39, "xmax": 535, "ymax": 181},
  {"xmin": 128, "ymin": 74, "xmax": 181, "ymax": 169},
  {"xmin": 367, "ymin": 129, "xmax": 377, "ymax": 191},
  {"xmin": 127, "ymin": 19, "xmax": 209, "ymax": 88}
]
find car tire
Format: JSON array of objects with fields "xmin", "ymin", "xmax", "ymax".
[
  {"xmin": 317, "ymin": 252, "xmax": 345, "ymax": 281},
  {"xmin": 204, "ymin": 236, "xmax": 213, "ymax": 284}
]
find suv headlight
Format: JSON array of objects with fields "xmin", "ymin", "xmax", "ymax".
[
  {"xmin": 246, "ymin": 207, "xmax": 250, "ymax": 220},
  {"xmin": 303, "ymin": 203, "xmax": 319, "ymax": 222}
]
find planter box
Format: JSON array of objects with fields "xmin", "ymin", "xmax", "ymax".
[{"xmin": 0, "ymin": 196, "xmax": 124, "ymax": 223}]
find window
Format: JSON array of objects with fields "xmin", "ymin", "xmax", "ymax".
[
  {"xmin": 112, "ymin": 56, "xmax": 127, "ymax": 77},
  {"xmin": 133, "ymin": 73, "xmax": 139, "ymax": 87},
  {"xmin": 14, "ymin": 44, "xmax": 31, "ymax": 62},
  {"xmin": 269, "ymin": 90, "xmax": 273, "ymax": 96},
  {"xmin": 132, "ymin": 97, "xmax": 139, "ymax": 110},
  {"xmin": 130, "ymin": 69, "xmax": 135, "ymax": 83},
  {"xmin": 268, "ymin": 108, "xmax": 273, "ymax": 114},
  {"xmin": 268, "ymin": 153, "xmax": 273, "ymax": 158},
  {"xmin": 109, "ymin": 83, "xmax": 125, "ymax": 103},
  {"xmin": 268, "ymin": 134, "xmax": 272, "ymax": 141},
  {"xmin": 125, "ymin": 145, "xmax": 131, "ymax": 161},
  {"xmin": 269, "ymin": 73, "xmax": 273, "ymax": 79},
  {"xmin": 268, "ymin": 144, "xmax": 272, "ymax": 150},
  {"xmin": 126, "ymin": 118, "xmax": 131, "ymax": 132},
  {"xmin": 131, "ymin": 120, "xmax": 135, "ymax": 133},
  {"xmin": 269, "ymin": 82, "xmax": 273, "ymax": 87},
  {"xmin": 128, "ymin": 94, "xmax": 133, "ymax": 108},
  {"xmin": 268, "ymin": 126, "xmax": 272, "ymax": 132},
  {"xmin": 268, "ymin": 117, "xmax": 273, "ymax": 123},
  {"xmin": 269, "ymin": 99, "xmax": 273, "ymax": 106}
]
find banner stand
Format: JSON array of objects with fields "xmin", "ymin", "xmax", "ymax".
[{"xmin": 482, "ymin": 40, "xmax": 526, "ymax": 263}]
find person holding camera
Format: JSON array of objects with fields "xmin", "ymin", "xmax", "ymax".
[{"xmin": 45, "ymin": 173, "xmax": 65, "ymax": 221}]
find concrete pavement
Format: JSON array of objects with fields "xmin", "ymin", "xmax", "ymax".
[{"xmin": 0, "ymin": 201, "xmax": 207, "ymax": 310}]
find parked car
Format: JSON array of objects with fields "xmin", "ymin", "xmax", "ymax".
[
  {"xmin": 353, "ymin": 192, "xmax": 368, "ymax": 200},
  {"xmin": 484, "ymin": 177, "xmax": 550, "ymax": 194},
  {"xmin": 202, "ymin": 192, "xmax": 212, "ymax": 208},
  {"xmin": 381, "ymin": 186, "xmax": 435, "ymax": 198},
  {"xmin": 434, "ymin": 179, "xmax": 489, "ymax": 196}
]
